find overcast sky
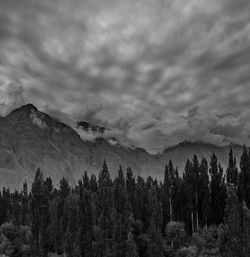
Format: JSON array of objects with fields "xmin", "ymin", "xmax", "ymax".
[{"xmin": 0, "ymin": 0, "xmax": 250, "ymax": 152}]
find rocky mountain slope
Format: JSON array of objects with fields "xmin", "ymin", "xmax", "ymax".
[{"xmin": 0, "ymin": 104, "xmax": 244, "ymax": 189}]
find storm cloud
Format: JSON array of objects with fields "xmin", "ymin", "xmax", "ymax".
[{"xmin": 0, "ymin": 0, "xmax": 250, "ymax": 152}]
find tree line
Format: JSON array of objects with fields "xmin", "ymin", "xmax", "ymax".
[{"xmin": 0, "ymin": 147, "xmax": 250, "ymax": 257}]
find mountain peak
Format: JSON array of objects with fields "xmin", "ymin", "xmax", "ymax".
[
  {"xmin": 6, "ymin": 103, "xmax": 38, "ymax": 117},
  {"xmin": 5, "ymin": 103, "xmax": 38, "ymax": 123},
  {"xmin": 18, "ymin": 103, "xmax": 38, "ymax": 113}
]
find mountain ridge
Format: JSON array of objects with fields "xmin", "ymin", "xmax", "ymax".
[{"xmin": 0, "ymin": 104, "xmax": 245, "ymax": 189}]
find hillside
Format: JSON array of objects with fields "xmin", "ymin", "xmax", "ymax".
[{"xmin": 0, "ymin": 104, "xmax": 244, "ymax": 189}]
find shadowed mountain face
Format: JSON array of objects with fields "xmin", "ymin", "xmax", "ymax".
[{"xmin": 0, "ymin": 104, "xmax": 244, "ymax": 189}]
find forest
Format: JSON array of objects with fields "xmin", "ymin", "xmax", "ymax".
[{"xmin": 0, "ymin": 147, "xmax": 250, "ymax": 257}]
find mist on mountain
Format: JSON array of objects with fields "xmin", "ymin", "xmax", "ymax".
[{"xmin": 0, "ymin": 104, "xmax": 244, "ymax": 190}]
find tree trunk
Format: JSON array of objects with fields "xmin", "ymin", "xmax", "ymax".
[
  {"xmin": 196, "ymin": 191, "xmax": 199, "ymax": 231},
  {"xmin": 169, "ymin": 196, "xmax": 173, "ymax": 222},
  {"xmin": 191, "ymin": 210, "xmax": 194, "ymax": 234}
]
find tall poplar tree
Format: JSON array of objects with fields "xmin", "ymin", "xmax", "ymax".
[
  {"xmin": 209, "ymin": 154, "xmax": 226, "ymax": 225},
  {"xmin": 221, "ymin": 186, "xmax": 243, "ymax": 257},
  {"xmin": 183, "ymin": 159, "xmax": 195, "ymax": 234},
  {"xmin": 31, "ymin": 168, "xmax": 50, "ymax": 257},
  {"xmin": 97, "ymin": 160, "xmax": 114, "ymax": 255},
  {"xmin": 199, "ymin": 158, "xmax": 210, "ymax": 228},
  {"xmin": 226, "ymin": 148, "xmax": 238, "ymax": 186},
  {"xmin": 239, "ymin": 146, "xmax": 250, "ymax": 207}
]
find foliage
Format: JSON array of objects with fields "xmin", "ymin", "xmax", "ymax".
[
  {"xmin": 0, "ymin": 222, "xmax": 31, "ymax": 257},
  {"xmin": 0, "ymin": 148, "xmax": 249, "ymax": 256},
  {"xmin": 166, "ymin": 221, "xmax": 186, "ymax": 248},
  {"xmin": 176, "ymin": 246, "xmax": 197, "ymax": 257}
]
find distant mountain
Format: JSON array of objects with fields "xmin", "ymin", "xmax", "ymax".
[
  {"xmin": 161, "ymin": 140, "xmax": 243, "ymax": 174},
  {"xmin": 0, "ymin": 104, "xmax": 244, "ymax": 189}
]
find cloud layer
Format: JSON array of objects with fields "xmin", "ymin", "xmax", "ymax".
[{"xmin": 0, "ymin": 0, "xmax": 250, "ymax": 152}]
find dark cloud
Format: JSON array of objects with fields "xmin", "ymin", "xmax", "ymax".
[{"xmin": 0, "ymin": 0, "xmax": 250, "ymax": 151}]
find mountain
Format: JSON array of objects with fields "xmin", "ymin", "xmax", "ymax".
[
  {"xmin": 0, "ymin": 104, "xmax": 154, "ymax": 189},
  {"xmin": 0, "ymin": 104, "xmax": 244, "ymax": 189},
  {"xmin": 160, "ymin": 141, "xmax": 243, "ymax": 174}
]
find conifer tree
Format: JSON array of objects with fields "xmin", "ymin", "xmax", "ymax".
[
  {"xmin": 82, "ymin": 171, "xmax": 90, "ymax": 190},
  {"xmin": 134, "ymin": 176, "xmax": 149, "ymax": 231},
  {"xmin": 221, "ymin": 186, "xmax": 243, "ymax": 257},
  {"xmin": 114, "ymin": 165, "xmax": 127, "ymax": 217},
  {"xmin": 0, "ymin": 188, "xmax": 8, "ymax": 225},
  {"xmin": 183, "ymin": 159, "xmax": 195, "ymax": 234},
  {"xmin": 48, "ymin": 197, "xmax": 60, "ymax": 253},
  {"xmin": 21, "ymin": 181, "xmax": 29, "ymax": 226},
  {"xmin": 239, "ymin": 146, "xmax": 250, "ymax": 207},
  {"xmin": 171, "ymin": 166, "xmax": 183, "ymax": 222},
  {"xmin": 199, "ymin": 158, "xmax": 210, "ymax": 227},
  {"xmin": 60, "ymin": 177, "xmax": 70, "ymax": 199},
  {"xmin": 77, "ymin": 179, "xmax": 94, "ymax": 257},
  {"xmin": 44, "ymin": 177, "xmax": 53, "ymax": 199},
  {"xmin": 126, "ymin": 167, "xmax": 136, "ymax": 214},
  {"xmin": 226, "ymin": 148, "xmax": 238, "ymax": 186},
  {"xmin": 113, "ymin": 165, "xmax": 129, "ymax": 257},
  {"xmin": 209, "ymin": 154, "xmax": 226, "ymax": 225},
  {"xmin": 148, "ymin": 183, "xmax": 164, "ymax": 253},
  {"xmin": 162, "ymin": 163, "xmax": 172, "ymax": 233},
  {"xmin": 97, "ymin": 160, "xmax": 114, "ymax": 255},
  {"xmin": 64, "ymin": 194, "xmax": 78, "ymax": 257},
  {"xmin": 90, "ymin": 174, "xmax": 98, "ymax": 192},
  {"xmin": 57, "ymin": 177, "xmax": 71, "ymax": 255},
  {"xmin": 12, "ymin": 190, "xmax": 21, "ymax": 226},
  {"xmin": 242, "ymin": 202, "xmax": 250, "ymax": 257},
  {"xmin": 31, "ymin": 168, "xmax": 50, "ymax": 257},
  {"xmin": 193, "ymin": 155, "xmax": 200, "ymax": 231}
]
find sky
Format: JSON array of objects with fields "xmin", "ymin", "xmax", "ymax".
[{"xmin": 0, "ymin": 0, "xmax": 250, "ymax": 153}]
